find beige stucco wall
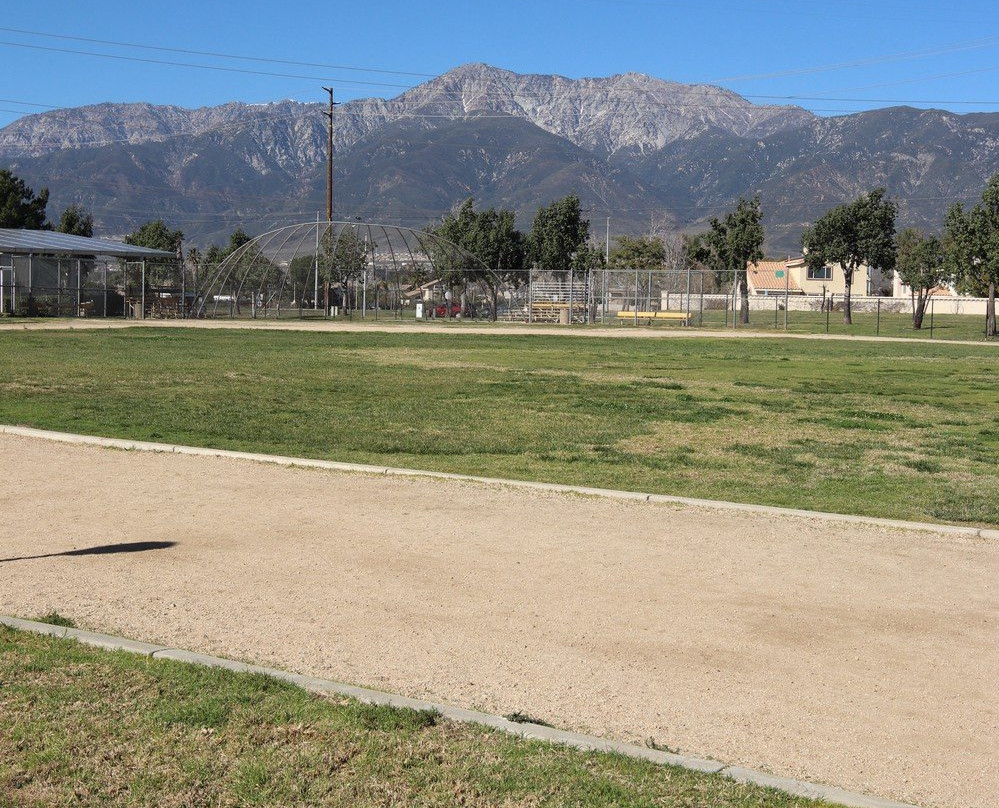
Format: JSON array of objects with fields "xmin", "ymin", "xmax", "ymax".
[
  {"xmin": 788, "ymin": 261, "xmax": 883, "ymax": 296},
  {"xmin": 733, "ymin": 294, "xmax": 993, "ymax": 316}
]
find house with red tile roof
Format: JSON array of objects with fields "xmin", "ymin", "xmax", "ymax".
[{"xmin": 747, "ymin": 257, "xmax": 895, "ymax": 296}]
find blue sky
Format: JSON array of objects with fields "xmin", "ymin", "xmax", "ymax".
[{"xmin": 2, "ymin": 0, "xmax": 999, "ymax": 126}]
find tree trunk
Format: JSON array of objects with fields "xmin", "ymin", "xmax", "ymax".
[
  {"xmin": 491, "ymin": 285, "xmax": 498, "ymax": 322},
  {"xmin": 987, "ymin": 281, "xmax": 997, "ymax": 338},
  {"xmin": 843, "ymin": 265, "xmax": 853, "ymax": 325},
  {"xmin": 739, "ymin": 270, "xmax": 750, "ymax": 325},
  {"xmin": 913, "ymin": 290, "xmax": 927, "ymax": 330}
]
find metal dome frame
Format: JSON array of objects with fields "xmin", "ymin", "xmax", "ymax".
[{"xmin": 194, "ymin": 220, "xmax": 491, "ymax": 319}]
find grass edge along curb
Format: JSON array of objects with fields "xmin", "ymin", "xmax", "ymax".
[
  {"xmin": 3, "ymin": 423, "xmax": 997, "ymax": 540},
  {"xmin": 0, "ymin": 616, "xmax": 919, "ymax": 808}
]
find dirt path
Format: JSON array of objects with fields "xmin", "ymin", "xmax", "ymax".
[
  {"xmin": 1, "ymin": 433, "xmax": 996, "ymax": 808},
  {"xmin": 1, "ymin": 316, "xmax": 995, "ymax": 346}
]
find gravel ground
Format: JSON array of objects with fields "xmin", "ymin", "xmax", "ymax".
[{"xmin": 1, "ymin": 433, "xmax": 996, "ymax": 808}]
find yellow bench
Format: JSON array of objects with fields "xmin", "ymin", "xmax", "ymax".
[{"xmin": 615, "ymin": 310, "xmax": 689, "ymax": 323}]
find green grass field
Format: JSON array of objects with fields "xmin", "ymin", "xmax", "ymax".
[
  {"xmin": 1, "ymin": 327, "xmax": 996, "ymax": 525},
  {"xmin": 237, "ymin": 305, "xmax": 994, "ymax": 341},
  {"xmin": 0, "ymin": 624, "xmax": 823, "ymax": 808},
  {"xmin": 601, "ymin": 309, "xmax": 992, "ymax": 341}
]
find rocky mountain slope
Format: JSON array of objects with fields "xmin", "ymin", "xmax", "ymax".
[{"xmin": 2, "ymin": 63, "xmax": 998, "ymax": 252}]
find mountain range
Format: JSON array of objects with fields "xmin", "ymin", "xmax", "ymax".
[{"xmin": 2, "ymin": 63, "xmax": 998, "ymax": 254}]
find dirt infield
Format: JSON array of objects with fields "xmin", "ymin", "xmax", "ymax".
[
  {"xmin": 1, "ymin": 433, "xmax": 996, "ymax": 808},
  {"xmin": 2, "ymin": 316, "xmax": 995, "ymax": 346}
]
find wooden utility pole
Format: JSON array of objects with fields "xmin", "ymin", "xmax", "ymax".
[
  {"xmin": 322, "ymin": 86, "xmax": 335, "ymax": 222},
  {"xmin": 321, "ymin": 87, "xmax": 337, "ymax": 313}
]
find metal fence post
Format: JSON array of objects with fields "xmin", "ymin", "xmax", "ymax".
[
  {"xmin": 602, "ymin": 268, "xmax": 607, "ymax": 324},
  {"xmin": 876, "ymin": 298, "xmax": 881, "ymax": 336},
  {"xmin": 685, "ymin": 262, "xmax": 691, "ymax": 326},
  {"xmin": 930, "ymin": 297, "xmax": 935, "ymax": 338},
  {"xmin": 634, "ymin": 268, "xmax": 639, "ymax": 326},
  {"xmin": 528, "ymin": 268, "xmax": 533, "ymax": 323},
  {"xmin": 569, "ymin": 265, "xmax": 574, "ymax": 325},
  {"xmin": 699, "ymin": 271, "xmax": 704, "ymax": 326}
]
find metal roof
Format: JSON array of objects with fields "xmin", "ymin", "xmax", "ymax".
[{"xmin": 0, "ymin": 228, "xmax": 175, "ymax": 259}]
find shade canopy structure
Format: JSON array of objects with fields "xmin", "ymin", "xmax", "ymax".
[
  {"xmin": 0, "ymin": 228, "xmax": 181, "ymax": 319},
  {"xmin": 196, "ymin": 220, "xmax": 489, "ymax": 318},
  {"xmin": 0, "ymin": 229, "xmax": 174, "ymax": 260}
]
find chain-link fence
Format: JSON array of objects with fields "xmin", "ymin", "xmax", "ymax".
[
  {"xmin": 4, "ymin": 247, "xmax": 989, "ymax": 338},
  {"xmin": 0, "ymin": 254, "xmax": 185, "ymax": 319}
]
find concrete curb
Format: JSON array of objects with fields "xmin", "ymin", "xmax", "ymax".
[
  {"xmin": 1, "ymin": 616, "xmax": 920, "ymax": 808},
  {"xmin": 3, "ymin": 424, "xmax": 997, "ymax": 541}
]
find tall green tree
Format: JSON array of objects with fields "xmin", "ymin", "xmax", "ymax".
[
  {"xmin": 895, "ymin": 228, "xmax": 950, "ymax": 330},
  {"xmin": 433, "ymin": 198, "xmax": 481, "ymax": 295},
  {"xmin": 288, "ymin": 253, "xmax": 317, "ymax": 303},
  {"xmin": 186, "ymin": 247, "xmax": 203, "ymax": 296},
  {"xmin": 608, "ymin": 235, "xmax": 667, "ymax": 269},
  {"xmin": 125, "ymin": 219, "xmax": 184, "ymax": 286},
  {"xmin": 471, "ymin": 207, "xmax": 527, "ymax": 319},
  {"xmin": 203, "ymin": 243, "xmax": 227, "ymax": 266},
  {"xmin": 528, "ymin": 194, "xmax": 590, "ymax": 278},
  {"xmin": 125, "ymin": 219, "xmax": 183, "ymax": 253},
  {"xmin": 321, "ymin": 228, "xmax": 368, "ymax": 310},
  {"xmin": 802, "ymin": 188, "xmax": 897, "ymax": 325},
  {"xmin": 685, "ymin": 197, "xmax": 764, "ymax": 324},
  {"xmin": 56, "ymin": 204, "xmax": 94, "ymax": 238},
  {"xmin": 0, "ymin": 169, "xmax": 49, "ymax": 229},
  {"xmin": 433, "ymin": 199, "xmax": 527, "ymax": 319},
  {"xmin": 227, "ymin": 227, "xmax": 252, "ymax": 254},
  {"xmin": 943, "ymin": 175, "xmax": 999, "ymax": 336},
  {"xmin": 194, "ymin": 228, "xmax": 253, "ymax": 298}
]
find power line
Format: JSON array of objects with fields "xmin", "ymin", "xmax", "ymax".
[
  {"xmin": 43, "ymin": 188, "xmax": 989, "ymax": 223},
  {"xmin": 704, "ymin": 34, "xmax": 999, "ymax": 84},
  {"xmin": 4, "ymin": 42, "xmax": 999, "ymax": 121},
  {"xmin": 7, "ymin": 37, "xmax": 999, "ymax": 109},
  {"xmin": 6, "ymin": 21, "xmax": 999, "ymax": 123},
  {"xmin": 0, "ymin": 26, "xmax": 438, "ymax": 79},
  {"xmin": 798, "ymin": 64, "xmax": 999, "ymax": 97},
  {"xmin": 0, "ymin": 41, "xmax": 417, "ymax": 90},
  {"xmin": 748, "ymin": 92, "xmax": 999, "ymax": 106},
  {"xmin": 0, "ymin": 98, "xmax": 61, "ymax": 109},
  {"xmin": 0, "ymin": 108, "xmax": 322, "ymax": 147}
]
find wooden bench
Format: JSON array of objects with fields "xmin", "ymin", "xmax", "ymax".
[
  {"xmin": 531, "ymin": 301, "xmax": 587, "ymax": 311},
  {"xmin": 615, "ymin": 310, "xmax": 689, "ymax": 324}
]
